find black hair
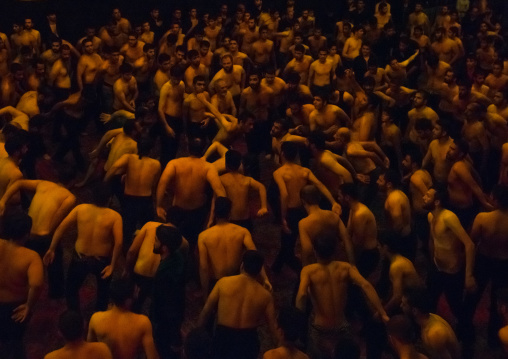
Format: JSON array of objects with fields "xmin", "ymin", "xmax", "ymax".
[
  {"xmin": 340, "ymin": 183, "xmax": 359, "ymax": 200},
  {"xmin": 188, "ymin": 138, "xmax": 205, "ymax": 156},
  {"xmin": 143, "ymin": 43, "xmax": 155, "ymax": 52},
  {"xmin": 225, "ymin": 150, "xmax": 242, "ymax": 171},
  {"xmin": 184, "ymin": 328, "xmax": 212, "ymax": 359},
  {"xmin": 193, "ymin": 75, "xmax": 206, "ymax": 84},
  {"xmin": 492, "ymin": 185, "xmax": 508, "ymax": 210},
  {"xmin": 109, "ymin": 279, "xmax": 135, "ymax": 306},
  {"xmin": 242, "ymin": 250, "xmax": 264, "ymax": 276},
  {"xmin": 281, "ymin": 141, "xmax": 299, "ymax": 162},
  {"xmin": 170, "ymin": 65, "xmax": 184, "ymax": 78},
  {"xmin": 137, "ymin": 136, "xmax": 154, "ymax": 158},
  {"xmin": 158, "ymin": 53, "xmax": 171, "ymax": 64},
  {"xmin": 1, "ymin": 212, "xmax": 32, "ymax": 240},
  {"xmin": 91, "ymin": 183, "xmax": 111, "ymax": 207},
  {"xmin": 215, "ymin": 196, "xmax": 232, "ymax": 219},
  {"xmin": 405, "ymin": 287, "xmax": 432, "ymax": 315},
  {"xmin": 308, "ymin": 131, "xmax": 326, "ymax": 150},
  {"xmin": 120, "ymin": 63, "xmax": 133, "ymax": 74},
  {"xmin": 286, "ymin": 71, "xmax": 301, "ymax": 84},
  {"xmin": 386, "ymin": 315, "xmax": 415, "ymax": 344},
  {"xmin": 384, "ymin": 169, "xmax": 401, "ymax": 188},
  {"xmin": 294, "ymin": 44, "xmax": 305, "ymax": 53},
  {"xmin": 156, "ymin": 225, "xmax": 183, "ymax": 253},
  {"xmin": 300, "ymin": 185, "xmax": 321, "ymax": 205},
  {"xmin": 314, "ymin": 234, "xmax": 336, "ymax": 260},
  {"xmin": 58, "ymin": 311, "xmax": 84, "ymax": 341},
  {"xmin": 277, "ymin": 306, "xmax": 307, "ymax": 343},
  {"xmin": 188, "ymin": 49, "xmax": 199, "ymax": 59},
  {"xmin": 5, "ymin": 133, "xmax": 27, "ymax": 157}
]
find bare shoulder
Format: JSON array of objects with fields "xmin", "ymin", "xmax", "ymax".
[{"xmin": 499, "ymin": 325, "xmax": 508, "ymax": 345}]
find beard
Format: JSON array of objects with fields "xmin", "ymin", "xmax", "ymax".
[{"xmin": 422, "ymin": 201, "xmax": 435, "ymax": 211}]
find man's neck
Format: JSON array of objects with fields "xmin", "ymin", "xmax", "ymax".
[
  {"xmin": 215, "ymin": 218, "xmax": 229, "ymax": 225},
  {"xmin": 305, "ymin": 204, "xmax": 321, "ymax": 214},
  {"xmin": 431, "ymin": 207, "xmax": 444, "ymax": 218},
  {"xmin": 437, "ymin": 135, "xmax": 450, "ymax": 144},
  {"xmin": 65, "ymin": 339, "xmax": 86, "ymax": 349}
]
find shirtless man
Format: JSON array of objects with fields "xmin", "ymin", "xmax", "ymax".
[
  {"xmin": 402, "ymin": 288, "xmax": 461, "ymax": 359},
  {"xmin": 299, "ymin": 185, "xmax": 354, "ymax": 266},
  {"xmin": 309, "ymin": 94, "xmax": 350, "ymax": 138},
  {"xmin": 44, "ymin": 184, "xmax": 123, "ymax": 311},
  {"xmin": 88, "ymin": 279, "xmax": 158, "ymax": 359},
  {"xmin": 240, "ymin": 70, "xmax": 273, "ymax": 123},
  {"xmin": 198, "ymin": 250, "xmax": 279, "ymax": 359},
  {"xmin": 406, "ymin": 91, "xmax": 439, "ymax": 144},
  {"xmin": 422, "ymin": 188, "xmax": 476, "ymax": 345},
  {"xmin": 272, "ymin": 141, "xmax": 341, "ymax": 273},
  {"xmin": 153, "ymin": 54, "xmax": 171, "ymax": 94},
  {"xmin": 209, "ymin": 54, "xmax": 246, "ymax": 102},
  {"xmin": 49, "ymin": 45, "xmax": 72, "ymax": 102},
  {"xmin": 469, "ymin": 185, "xmax": 508, "ymax": 346},
  {"xmin": 184, "ymin": 50, "xmax": 208, "ymax": 93},
  {"xmin": 446, "ymin": 139, "xmax": 493, "ymax": 230},
  {"xmin": 485, "ymin": 61, "xmax": 508, "ymax": 96},
  {"xmin": 0, "ymin": 106, "xmax": 29, "ymax": 131},
  {"xmin": 156, "ymin": 138, "xmax": 226, "ymax": 249},
  {"xmin": 44, "ymin": 311, "xmax": 112, "ymax": 359},
  {"xmin": 283, "ymin": 45, "xmax": 313, "ymax": 85},
  {"xmin": 308, "ymin": 48, "xmax": 333, "ymax": 93},
  {"xmin": 342, "ymin": 26, "xmax": 364, "ymax": 62},
  {"xmin": 105, "ymin": 137, "xmax": 161, "ymax": 245},
  {"xmin": 296, "ymin": 234, "xmax": 388, "ymax": 359},
  {"xmin": 488, "ymin": 90, "xmax": 508, "ymax": 121},
  {"xmin": 100, "ymin": 47, "xmax": 123, "ymax": 112},
  {"xmin": 386, "ymin": 315, "xmax": 429, "ymax": 359},
  {"xmin": 211, "ymin": 79, "xmax": 237, "ymax": 116},
  {"xmin": 261, "ymin": 68, "xmax": 286, "ymax": 114},
  {"xmin": 379, "ymin": 234, "xmax": 422, "ymax": 314},
  {"xmin": 199, "ymin": 197, "xmax": 270, "ymax": 297},
  {"xmin": 462, "ymin": 103, "xmax": 489, "ymax": 174},
  {"xmin": 378, "ymin": 171, "xmax": 416, "ymax": 261},
  {"xmin": 157, "ymin": 65, "xmax": 185, "ymax": 166},
  {"xmin": 0, "ymin": 212, "xmax": 43, "ymax": 359},
  {"xmin": 113, "ymin": 63, "xmax": 138, "ymax": 113},
  {"xmin": 20, "ymin": 18, "xmax": 41, "ymax": 54},
  {"xmin": 240, "ymin": 18, "xmax": 259, "ymax": 55},
  {"xmin": 0, "ymin": 135, "xmax": 26, "ymax": 205},
  {"xmin": 227, "ymin": 39, "xmax": 249, "ymax": 67},
  {"xmin": 183, "ymin": 76, "xmax": 210, "ymax": 140},
  {"xmin": 77, "ymin": 39, "xmax": 103, "ymax": 91},
  {"xmin": 40, "ymin": 38, "xmax": 62, "ymax": 70},
  {"xmin": 250, "ymin": 26, "xmax": 274, "ymax": 71},
  {"xmin": 422, "ymin": 120, "xmax": 453, "ymax": 185},
  {"xmin": 215, "ymin": 150, "xmax": 267, "ymax": 231},
  {"xmin": 0, "ymin": 179, "xmax": 75, "ymax": 298},
  {"xmin": 262, "ymin": 307, "xmax": 309, "ymax": 359},
  {"xmin": 112, "ymin": 8, "xmax": 131, "ymax": 35},
  {"xmin": 402, "ymin": 150, "xmax": 433, "ymax": 256},
  {"xmin": 120, "ymin": 33, "xmax": 145, "ymax": 65},
  {"xmin": 431, "ymin": 27, "xmax": 460, "ymax": 65}
]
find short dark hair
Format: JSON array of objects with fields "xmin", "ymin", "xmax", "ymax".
[
  {"xmin": 225, "ymin": 150, "xmax": 242, "ymax": 171},
  {"xmin": 215, "ymin": 197, "xmax": 232, "ymax": 219},
  {"xmin": 281, "ymin": 141, "xmax": 299, "ymax": 162},
  {"xmin": 308, "ymin": 131, "xmax": 326, "ymax": 150},
  {"xmin": 286, "ymin": 71, "xmax": 301, "ymax": 84},
  {"xmin": 120, "ymin": 63, "xmax": 133, "ymax": 74},
  {"xmin": 405, "ymin": 287, "xmax": 432, "ymax": 315},
  {"xmin": 143, "ymin": 43, "xmax": 155, "ymax": 52},
  {"xmin": 294, "ymin": 44, "xmax": 305, "ymax": 53},
  {"xmin": 58, "ymin": 311, "xmax": 84, "ymax": 341},
  {"xmin": 188, "ymin": 138, "xmax": 205, "ymax": 156},
  {"xmin": 492, "ymin": 185, "xmax": 508, "ymax": 210},
  {"xmin": 384, "ymin": 169, "xmax": 401, "ymax": 188},
  {"xmin": 314, "ymin": 233, "xmax": 336, "ymax": 260},
  {"xmin": 188, "ymin": 49, "xmax": 199, "ymax": 59},
  {"xmin": 1, "ymin": 212, "xmax": 32, "ymax": 240},
  {"xmin": 4, "ymin": 134, "xmax": 27, "ymax": 156},
  {"xmin": 156, "ymin": 225, "xmax": 183, "ymax": 252},
  {"xmin": 242, "ymin": 250, "xmax": 264, "ymax": 276},
  {"xmin": 91, "ymin": 183, "xmax": 111, "ymax": 207},
  {"xmin": 137, "ymin": 136, "xmax": 154, "ymax": 158},
  {"xmin": 387, "ymin": 315, "xmax": 415, "ymax": 344},
  {"xmin": 109, "ymin": 279, "xmax": 135, "ymax": 306},
  {"xmin": 193, "ymin": 75, "xmax": 206, "ymax": 84},
  {"xmin": 170, "ymin": 65, "xmax": 184, "ymax": 78},
  {"xmin": 340, "ymin": 183, "xmax": 359, "ymax": 200},
  {"xmin": 300, "ymin": 185, "xmax": 321, "ymax": 205},
  {"xmin": 278, "ymin": 306, "xmax": 307, "ymax": 342},
  {"xmin": 159, "ymin": 53, "xmax": 171, "ymax": 64}
]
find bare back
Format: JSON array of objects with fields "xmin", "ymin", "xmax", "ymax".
[
  {"xmin": 123, "ymin": 155, "xmax": 161, "ymax": 196},
  {"xmin": 171, "ymin": 157, "xmax": 215, "ymax": 209},
  {"xmin": 220, "ymin": 172, "xmax": 251, "ymax": 220},
  {"xmin": 274, "ymin": 164, "xmax": 310, "ymax": 208}
]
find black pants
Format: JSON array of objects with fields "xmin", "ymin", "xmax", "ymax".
[
  {"xmin": 427, "ymin": 264, "xmax": 473, "ymax": 343},
  {"xmin": 167, "ymin": 205, "xmax": 208, "ymax": 250},
  {"xmin": 413, "ymin": 211, "xmax": 430, "ymax": 258},
  {"xmin": 231, "ymin": 218, "xmax": 253, "ymax": 233},
  {"xmin": 0, "ymin": 302, "xmax": 27, "ymax": 359},
  {"xmin": 246, "ymin": 120, "xmax": 272, "ymax": 180},
  {"xmin": 25, "ymin": 235, "xmax": 64, "ymax": 298},
  {"xmin": 356, "ymin": 247, "xmax": 380, "ymax": 278},
  {"xmin": 121, "ymin": 195, "xmax": 154, "ymax": 247},
  {"xmin": 358, "ymin": 167, "xmax": 382, "ymax": 206},
  {"xmin": 151, "ymin": 315, "xmax": 183, "ymax": 359},
  {"xmin": 82, "ymin": 83, "xmax": 101, "ymax": 133},
  {"xmin": 213, "ymin": 325, "xmax": 259, "ymax": 359},
  {"xmin": 466, "ymin": 253, "xmax": 508, "ymax": 345},
  {"xmin": 448, "ymin": 203, "xmax": 478, "ymax": 232},
  {"xmin": 52, "ymin": 112, "xmax": 85, "ymax": 171},
  {"xmin": 132, "ymin": 272, "xmax": 154, "ymax": 313},
  {"xmin": 66, "ymin": 250, "xmax": 111, "ymax": 311},
  {"xmin": 272, "ymin": 207, "xmax": 306, "ymax": 274},
  {"xmin": 158, "ymin": 115, "xmax": 183, "ymax": 168}
]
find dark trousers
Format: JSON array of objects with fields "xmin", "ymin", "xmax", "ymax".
[
  {"xmin": 52, "ymin": 112, "xmax": 85, "ymax": 171},
  {"xmin": 82, "ymin": 83, "xmax": 102, "ymax": 133},
  {"xmin": 66, "ymin": 250, "xmax": 111, "ymax": 311},
  {"xmin": 0, "ymin": 302, "xmax": 27, "ymax": 359},
  {"xmin": 272, "ymin": 207, "xmax": 306, "ymax": 274},
  {"xmin": 167, "ymin": 205, "xmax": 208, "ymax": 250},
  {"xmin": 158, "ymin": 115, "xmax": 183, "ymax": 168},
  {"xmin": 25, "ymin": 235, "xmax": 64, "ymax": 298},
  {"xmin": 414, "ymin": 211, "xmax": 430, "ymax": 258},
  {"xmin": 213, "ymin": 325, "xmax": 259, "ymax": 359},
  {"xmin": 358, "ymin": 167, "xmax": 382, "ymax": 206},
  {"xmin": 121, "ymin": 195, "xmax": 154, "ymax": 247},
  {"xmin": 246, "ymin": 120, "xmax": 272, "ymax": 180},
  {"xmin": 151, "ymin": 315, "xmax": 183, "ymax": 359},
  {"xmin": 132, "ymin": 272, "xmax": 154, "ymax": 313}
]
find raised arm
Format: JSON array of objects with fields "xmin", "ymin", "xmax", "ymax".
[
  {"xmin": 102, "ymin": 213, "xmax": 123, "ymax": 279},
  {"xmin": 206, "ymin": 166, "xmax": 226, "ymax": 197},
  {"xmin": 349, "ymin": 265, "xmax": 389, "ymax": 322},
  {"xmin": 92, "ymin": 128, "xmax": 123, "ymax": 156}
]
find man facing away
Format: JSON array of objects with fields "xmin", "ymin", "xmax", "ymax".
[
  {"xmin": 198, "ymin": 250, "xmax": 279, "ymax": 359},
  {"xmin": 88, "ymin": 279, "xmax": 159, "ymax": 359},
  {"xmin": 44, "ymin": 311, "xmax": 112, "ymax": 359}
]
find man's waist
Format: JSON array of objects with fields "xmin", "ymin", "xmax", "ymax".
[{"xmin": 74, "ymin": 249, "xmax": 110, "ymax": 261}]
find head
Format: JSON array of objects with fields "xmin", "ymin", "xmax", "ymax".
[
  {"xmin": 280, "ymin": 141, "xmax": 299, "ymax": 163},
  {"xmin": 434, "ymin": 27, "xmax": 445, "ymax": 41},
  {"xmin": 5, "ymin": 133, "xmax": 28, "ymax": 159},
  {"xmin": 491, "ymin": 185, "xmax": 508, "ymax": 210},
  {"xmin": 457, "ymin": 79, "xmax": 472, "ymax": 99},
  {"xmin": 423, "ymin": 187, "xmax": 448, "ymax": 211},
  {"xmin": 314, "ymin": 233, "xmax": 337, "ymax": 261},
  {"xmin": 229, "ymin": 39, "xmax": 239, "ymax": 53},
  {"xmin": 225, "ymin": 150, "xmax": 242, "ymax": 172},
  {"xmin": 143, "ymin": 43, "xmax": 156, "ymax": 58},
  {"xmin": 51, "ymin": 37, "xmax": 62, "ymax": 53},
  {"xmin": 387, "ymin": 315, "xmax": 416, "ymax": 351},
  {"xmin": 446, "ymin": 139, "xmax": 468, "ymax": 162},
  {"xmin": 379, "ymin": 2, "xmax": 388, "ymax": 14},
  {"xmin": 300, "ymin": 185, "xmax": 321, "ymax": 207},
  {"xmin": 112, "ymin": 8, "xmax": 122, "ymax": 20},
  {"xmin": 35, "ymin": 59, "xmax": 45, "ymax": 76},
  {"xmin": 215, "ymin": 79, "xmax": 228, "ymax": 97},
  {"xmin": 199, "ymin": 40, "xmax": 210, "ymax": 56},
  {"xmin": 432, "ymin": 119, "xmax": 450, "ymax": 139},
  {"xmin": 293, "ymin": 32, "xmax": 303, "ymax": 45},
  {"xmin": 151, "ymin": 8, "xmax": 160, "ymax": 18},
  {"xmin": 170, "ymin": 64, "xmax": 184, "ymax": 84},
  {"xmin": 110, "ymin": 279, "xmax": 135, "ymax": 308},
  {"xmin": 312, "ymin": 93, "xmax": 327, "ymax": 110},
  {"xmin": 137, "ymin": 136, "xmax": 154, "ymax": 158},
  {"xmin": 401, "ymin": 149, "xmax": 422, "ymax": 172},
  {"xmin": 474, "ymin": 71, "xmax": 486, "ymax": 85},
  {"xmin": 188, "ymin": 49, "xmax": 200, "ymax": 66},
  {"xmin": 215, "ymin": 196, "xmax": 232, "ymax": 220},
  {"xmin": 334, "ymin": 127, "xmax": 351, "ymax": 148},
  {"xmin": 83, "ymin": 39, "xmax": 94, "ymax": 54},
  {"xmin": 188, "ymin": 137, "xmax": 206, "ymax": 157},
  {"xmin": 193, "ymin": 75, "xmax": 206, "ymax": 94},
  {"xmin": 91, "ymin": 183, "xmax": 111, "ymax": 207},
  {"xmin": 493, "ymin": 61, "xmax": 504, "ymax": 76},
  {"xmin": 318, "ymin": 47, "xmax": 328, "ymax": 63},
  {"xmin": 277, "ymin": 306, "xmax": 307, "ymax": 344},
  {"xmin": 339, "ymin": 183, "xmax": 359, "ymax": 207},
  {"xmin": 401, "ymin": 287, "xmax": 432, "ymax": 318},
  {"xmin": 120, "ymin": 63, "xmax": 134, "ymax": 81},
  {"xmin": 58, "ymin": 311, "xmax": 84, "ymax": 342},
  {"xmin": 221, "ymin": 53, "xmax": 233, "ymax": 73},
  {"xmin": 377, "ymin": 170, "xmax": 401, "ymax": 192},
  {"xmin": 153, "ymin": 225, "xmax": 183, "ymax": 255},
  {"xmin": 465, "ymin": 102, "xmax": 484, "ymax": 121},
  {"xmin": 128, "ymin": 32, "xmax": 138, "ymax": 47},
  {"xmin": 238, "ymin": 112, "xmax": 255, "ymax": 133},
  {"xmin": 24, "ymin": 18, "xmax": 34, "ymax": 30},
  {"xmin": 1, "ymin": 212, "xmax": 32, "ymax": 241},
  {"xmin": 260, "ymin": 26, "xmax": 269, "ymax": 40},
  {"xmin": 413, "ymin": 90, "xmax": 428, "ymax": 108},
  {"xmin": 270, "ymin": 118, "xmax": 290, "ymax": 138},
  {"xmin": 353, "ymin": 26, "xmax": 365, "ymax": 38},
  {"xmin": 413, "ymin": 26, "xmax": 423, "ymax": 38},
  {"xmin": 293, "ymin": 44, "xmax": 305, "ymax": 61},
  {"xmin": 241, "ymin": 250, "xmax": 264, "ymax": 277},
  {"xmin": 248, "ymin": 71, "xmax": 261, "ymax": 90}
]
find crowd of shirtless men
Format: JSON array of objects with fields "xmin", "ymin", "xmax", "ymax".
[{"xmin": 1, "ymin": 0, "xmax": 508, "ymax": 358}]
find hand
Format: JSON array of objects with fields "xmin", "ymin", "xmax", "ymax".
[
  {"xmin": 263, "ymin": 279, "xmax": 273, "ymax": 292},
  {"xmin": 157, "ymin": 206, "xmax": 167, "ymax": 222},
  {"xmin": 101, "ymin": 265, "xmax": 113, "ymax": 279},
  {"xmin": 383, "ymin": 157, "xmax": 390, "ymax": 169},
  {"xmin": 465, "ymin": 275, "xmax": 477, "ymax": 293},
  {"xmin": 196, "ymin": 92, "xmax": 208, "ymax": 102},
  {"xmin": 12, "ymin": 303, "xmax": 30, "ymax": 323},
  {"xmin": 281, "ymin": 220, "xmax": 291, "ymax": 234},
  {"xmin": 129, "ymin": 100, "xmax": 136, "ymax": 108},
  {"xmin": 331, "ymin": 202, "xmax": 342, "ymax": 216},
  {"xmin": 43, "ymin": 250, "xmax": 55, "ymax": 266},
  {"xmin": 257, "ymin": 207, "xmax": 268, "ymax": 217},
  {"xmin": 99, "ymin": 113, "xmax": 112, "ymax": 124},
  {"xmin": 356, "ymin": 173, "xmax": 370, "ymax": 184},
  {"xmin": 200, "ymin": 118, "xmax": 210, "ymax": 128},
  {"xmin": 165, "ymin": 126, "xmax": 176, "ymax": 138}
]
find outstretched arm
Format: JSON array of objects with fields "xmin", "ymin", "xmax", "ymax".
[
  {"xmin": 156, "ymin": 161, "xmax": 176, "ymax": 221},
  {"xmin": 349, "ymin": 265, "xmax": 389, "ymax": 322},
  {"xmin": 249, "ymin": 178, "xmax": 268, "ymax": 216}
]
